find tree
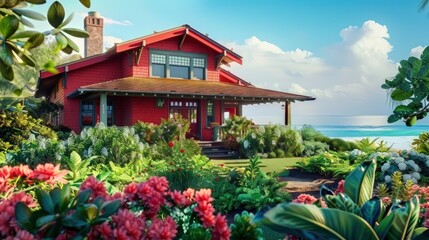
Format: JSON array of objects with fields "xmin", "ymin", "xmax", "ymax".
[
  {"xmin": 382, "ymin": 46, "xmax": 429, "ymax": 126},
  {"xmin": 0, "ymin": 0, "xmax": 91, "ymax": 107}
]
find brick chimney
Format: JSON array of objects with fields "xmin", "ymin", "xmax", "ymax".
[{"xmin": 84, "ymin": 11, "xmax": 103, "ymax": 57}]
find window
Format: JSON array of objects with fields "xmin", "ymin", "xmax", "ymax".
[
  {"xmin": 81, "ymin": 101, "xmax": 94, "ymax": 126},
  {"xmin": 206, "ymin": 100, "xmax": 214, "ymax": 127},
  {"xmin": 151, "ymin": 54, "xmax": 166, "ymax": 77},
  {"xmin": 150, "ymin": 51, "xmax": 206, "ymax": 79}
]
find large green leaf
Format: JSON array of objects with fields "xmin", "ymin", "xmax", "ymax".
[
  {"xmin": 58, "ymin": 12, "xmax": 74, "ymax": 29},
  {"xmin": 412, "ymin": 227, "xmax": 429, "ymax": 240},
  {"xmin": 62, "ymin": 28, "xmax": 89, "ymax": 38},
  {"xmin": 322, "ymin": 192, "xmax": 362, "ymax": 216},
  {"xmin": 377, "ymin": 196, "xmax": 420, "ymax": 240},
  {"xmin": 391, "ymin": 88, "xmax": 413, "ymax": 101},
  {"xmin": 79, "ymin": 0, "xmax": 91, "ymax": 8},
  {"xmin": 47, "ymin": 1, "xmax": 65, "ymax": 28},
  {"xmin": 411, "ymin": 58, "xmax": 423, "ymax": 78},
  {"xmin": 387, "ymin": 114, "xmax": 401, "ymax": 124},
  {"xmin": 344, "ymin": 159, "xmax": 376, "ymax": 206},
  {"xmin": 59, "ymin": 184, "xmax": 71, "ymax": 212},
  {"xmin": 15, "ymin": 202, "xmax": 32, "ymax": 230},
  {"xmin": 55, "ymin": 32, "xmax": 68, "ymax": 50},
  {"xmin": 0, "ymin": 58, "xmax": 14, "ymax": 80},
  {"xmin": 361, "ymin": 197, "xmax": 381, "ymax": 227},
  {"xmin": 13, "ymin": 9, "xmax": 46, "ymax": 21},
  {"xmin": 393, "ymin": 105, "xmax": 414, "ymax": 115},
  {"xmin": 262, "ymin": 203, "xmax": 379, "ymax": 240},
  {"xmin": 36, "ymin": 189, "xmax": 55, "ymax": 214},
  {"xmin": 24, "ymin": 32, "xmax": 45, "ymax": 49},
  {"xmin": 0, "ymin": 15, "xmax": 19, "ymax": 39}
]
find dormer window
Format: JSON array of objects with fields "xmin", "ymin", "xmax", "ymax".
[{"xmin": 150, "ymin": 50, "xmax": 206, "ymax": 80}]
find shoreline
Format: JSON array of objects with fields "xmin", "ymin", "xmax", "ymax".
[{"xmin": 338, "ymin": 136, "xmax": 415, "ymax": 150}]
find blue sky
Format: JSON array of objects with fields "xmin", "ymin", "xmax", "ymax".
[{"xmin": 31, "ymin": 0, "xmax": 429, "ymax": 124}]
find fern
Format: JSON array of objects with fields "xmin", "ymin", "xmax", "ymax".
[
  {"xmin": 400, "ymin": 180, "xmax": 414, "ymax": 201},
  {"xmin": 391, "ymin": 171, "xmax": 403, "ymax": 200},
  {"xmin": 375, "ymin": 183, "xmax": 389, "ymax": 198}
]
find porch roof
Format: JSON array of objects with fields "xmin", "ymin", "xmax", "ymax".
[{"xmin": 67, "ymin": 77, "xmax": 315, "ymax": 102}]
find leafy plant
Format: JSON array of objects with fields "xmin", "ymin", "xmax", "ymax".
[
  {"xmin": 261, "ymin": 156, "xmax": 429, "ymax": 240},
  {"xmin": 356, "ymin": 137, "xmax": 392, "ymax": 153},
  {"xmin": 15, "ymin": 185, "xmax": 121, "ymax": 239},
  {"xmin": 413, "ymin": 132, "xmax": 429, "ymax": 154},
  {"xmin": 382, "ymin": 46, "xmax": 429, "ymax": 126},
  {"xmin": 230, "ymin": 211, "xmax": 263, "ymax": 240}
]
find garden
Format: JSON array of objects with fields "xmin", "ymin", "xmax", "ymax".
[{"xmin": 3, "ymin": 0, "xmax": 429, "ymax": 239}]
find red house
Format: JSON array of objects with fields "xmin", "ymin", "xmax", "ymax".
[{"xmin": 36, "ymin": 12, "xmax": 315, "ymax": 141}]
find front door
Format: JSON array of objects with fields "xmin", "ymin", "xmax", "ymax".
[{"xmin": 169, "ymin": 100, "xmax": 199, "ymax": 139}]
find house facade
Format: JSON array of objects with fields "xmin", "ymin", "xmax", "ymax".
[{"xmin": 36, "ymin": 12, "xmax": 315, "ymax": 141}]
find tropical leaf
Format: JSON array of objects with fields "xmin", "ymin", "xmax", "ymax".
[
  {"xmin": 344, "ymin": 159, "xmax": 376, "ymax": 206},
  {"xmin": 393, "ymin": 105, "xmax": 414, "ymax": 115},
  {"xmin": 79, "ymin": 0, "xmax": 91, "ymax": 8},
  {"xmin": 262, "ymin": 203, "xmax": 379, "ymax": 240},
  {"xmin": 13, "ymin": 9, "xmax": 46, "ymax": 21},
  {"xmin": 361, "ymin": 197, "xmax": 382, "ymax": 227},
  {"xmin": 62, "ymin": 28, "xmax": 89, "ymax": 38},
  {"xmin": 47, "ymin": 1, "xmax": 65, "ymax": 28},
  {"xmin": 0, "ymin": 15, "xmax": 19, "ymax": 39},
  {"xmin": 387, "ymin": 114, "xmax": 401, "ymax": 123},
  {"xmin": 391, "ymin": 88, "xmax": 413, "ymax": 101}
]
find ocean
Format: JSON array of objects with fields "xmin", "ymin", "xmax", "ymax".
[{"xmin": 293, "ymin": 115, "xmax": 429, "ymax": 150}]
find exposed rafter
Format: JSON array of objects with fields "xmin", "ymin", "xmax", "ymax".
[
  {"xmin": 178, "ymin": 28, "xmax": 188, "ymax": 50},
  {"xmin": 216, "ymin": 50, "xmax": 227, "ymax": 70},
  {"xmin": 136, "ymin": 40, "xmax": 146, "ymax": 65}
]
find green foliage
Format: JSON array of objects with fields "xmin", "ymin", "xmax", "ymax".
[
  {"xmin": 16, "ymin": 184, "xmax": 121, "ymax": 238},
  {"xmin": 412, "ymin": 132, "xmax": 429, "ymax": 154},
  {"xmin": 230, "ymin": 211, "xmax": 263, "ymax": 240},
  {"xmin": 356, "ymin": 138, "xmax": 392, "ymax": 153},
  {"xmin": 296, "ymin": 151, "xmax": 357, "ymax": 178},
  {"xmin": 302, "ymin": 140, "xmax": 329, "ymax": 157},
  {"xmin": 234, "ymin": 157, "xmax": 290, "ymax": 210},
  {"xmin": 0, "ymin": 0, "xmax": 90, "ymax": 100},
  {"xmin": 0, "ymin": 103, "xmax": 56, "ymax": 152},
  {"xmin": 222, "ymin": 115, "xmax": 254, "ymax": 150},
  {"xmin": 261, "ymin": 158, "xmax": 429, "ymax": 240},
  {"xmin": 134, "ymin": 115, "xmax": 191, "ymax": 144},
  {"xmin": 66, "ymin": 124, "xmax": 147, "ymax": 166},
  {"xmin": 383, "ymin": 46, "xmax": 429, "ymax": 126},
  {"xmin": 240, "ymin": 125, "xmax": 304, "ymax": 158}
]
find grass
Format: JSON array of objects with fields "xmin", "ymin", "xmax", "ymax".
[{"xmin": 212, "ymin": 157, "xmax": 303, "ymax": 176}]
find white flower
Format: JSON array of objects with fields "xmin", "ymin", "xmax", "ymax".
[
  {"xmin": 243, "ymin": 140, "xmax": 250, "ymax": 149},
  {"xmin": 123, "ymin": 127, "xmax": 130, "ymax": 136},
  {"xmin": 411, "ymin": 178, "xmax": 418, "ymax": 184},
  {"xmin": 101, "ymin": 147, "xmax": 108, "ymax": 157},
  {"xmin": 398, "ymin": 163, "xmax": 407, "ymax": 171},
  {"xmin": 251, "ymin": 133, "xmax": 256, "ymax": 139},
  {"xmin": 80, "ymin": 129, "xmax": 87, "ymax": 138},
  {"xmin": 381, "ymin": 163, "xmax": 390, "ymax": 172},
  {"xmin": 88, "ymin": 146, "xmax": 93, "ymax": 156},
  {"xmin": 412, "ymin": 172, "xmax": 421, "ymax": 180},
  {"xmin": 39, "ymin": 139, "xmax": 46, "ymax": 150},
  {"xmin": 403, "ymin": 174, "xmax": 412, "ymax": 181},
  {"xmin": 130, "ymin": 127, "xmax": 135, "ymax": 135},
  {"xmin": 384, "ymin": 175, "xmax": 392, "ymax": 183},
  {"xmin": 134, "ymin": 134, "xmax": 140, "ymax": 142},
  {"xmin": 395, "ymin": 157, "xmax": 405, "ymax": 164},
  {"xmin": 28, "ymin": 134, "xmax": 36, "ymax": 141},
  {"xmin": 412, "ymin": 164, "xmax": 420, "ymax": 172}
]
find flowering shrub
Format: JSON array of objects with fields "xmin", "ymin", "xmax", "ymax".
[
  {"xmin": 0, "ymin": 163, "xmax": 68, "ymax": 198},
  {"xmin": 240, "ymin": 125, "xmax": 303, "ymax": 158},
  {"xmin": 379, "ymin": 150, "xmax": 429, "ymax": 184},
  {"xmin": 66, "ymin": 124, "xmax": 148, "ymax": 166},
  {"xmin": 4, "ymin": 175, "xmax": 232, "ymax": 239},
  {"xmin": 8, "ymin": 134, "xmax": 66, "ymax": 167}
]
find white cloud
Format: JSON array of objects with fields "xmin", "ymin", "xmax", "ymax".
[
  {"xmin": 78, "ymin": 12, "xmax": 132, "ymax": 26},
  {"xmin": 224, "ymin": 20, "xmax": 398, "ymax": 124},
  {"xmin": 104, "ymin": 35, "xmax": 123, "ymax": 50},
  {"xmin": 410, "ymin": 46, "xmax": 425, "ymax": 57}
]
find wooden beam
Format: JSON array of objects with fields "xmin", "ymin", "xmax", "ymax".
[
  {"xmin": 136, "ymin": 40, "xmax": 146, "ymax": 65},
  {"xmin": 284, "ymin": 101, "xmax": 291, "ymax": 126},
  {"xmin": 178, "ymin": 28, "xmax": 188, "ymax": 50},
  {"xmin": 216, "ymin": 50, "xmax": 227, "ymax": 69}
]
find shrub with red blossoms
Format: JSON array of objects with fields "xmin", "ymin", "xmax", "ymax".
[{"xmin": 0, "ymin": 192, "xmax": 36, "ymax": 238}]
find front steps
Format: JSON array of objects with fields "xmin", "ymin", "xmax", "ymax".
[{"xmin": 198, "ymin": 141, "xmax": 239, "ymax": 159}]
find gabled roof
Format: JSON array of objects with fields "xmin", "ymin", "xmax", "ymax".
[
  {"xmin": 39, "ymin": 24, "xmax": 242, "ymax": 79},
  {"xmin": 68, "ymin": 77, "xmax": 316, "ymax": 102}
]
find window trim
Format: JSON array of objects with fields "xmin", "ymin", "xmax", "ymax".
[
  {"xmin": 80, "ymin": 100, "xmax": 95, "ymax": 129},
  {"xmin": 149, "ymin": 49, "xmax": 207, "ymax": 80},
  {"xmin": 206, "ymin": 99, "xmax": 215, "ymax": 127}
]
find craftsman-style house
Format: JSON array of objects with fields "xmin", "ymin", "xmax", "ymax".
[{"xmin": 36, "ymin": 12, "xmax": 315, "ymax": 141}]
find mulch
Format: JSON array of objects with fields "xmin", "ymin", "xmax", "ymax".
[{"xmin": 279, "ymin": 168, "xmax": 342, "ymax": 198}]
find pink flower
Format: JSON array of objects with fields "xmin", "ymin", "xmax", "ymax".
[
  {"xmin": 79, "ymin": 176, "xmax": 108, "ymax": 200},
  {"xmin": 8, "ymin": 230, "xmax": 35, "ymax": 240},
  {"xmin": 212, "ymin": 213, "xmax": 230, "ymax": 240},
  {"xmin": 335, "ymin": 180, "xmax": 345, "ymax": 195},
  {"xmin": 147, "ymin": 217, "xmax": 177, "ymax": 240},
  {"xmin": 292, "ymin": 194, "xmax": 318, "ymax": 205},
  {"xmin": 30, "ymin": 163, "xmax": 68, "ymax": 185},
  {"xmin": 381, "ymin": 196, "xmax": 392, "ymax": 205},
  {"xmin": 194, "ymin": 189, "xmax": 216, "ymax": 228}
]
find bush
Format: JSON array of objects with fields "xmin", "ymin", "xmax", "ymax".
[
  {"xmin": 412, "ymin": 132, "xmax": 429, "ymax": 154},
  {"xmin": 302, "ymin": 140, "xmax": 329, "ymax": 157},
  {"xmin": 275, "ymin": 148, "xmax": 285, "ymax": 158}
]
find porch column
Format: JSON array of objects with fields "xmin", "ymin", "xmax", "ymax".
[
  {"xmin": 100, "ymin": 93, "xmax": 108, "ymax": 126},
  {"xmin": 284, "ymin": 101, "xmax": 291, "ymax": 126}
]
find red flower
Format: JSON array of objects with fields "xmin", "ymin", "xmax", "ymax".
[
  {"xmin": 292, "ymin": 194, "xmax": 318, "ymax": 205},
  {"xmin": 180, "ymin": 149, "xmax": 185, "ymax": 153},
  {"xmin": 147, "ymin": 217, "xmax": 177, "ymax": 240},
  {"xmin": 30, "ymin": 163, "xmax": 68, "ymax": 185},
  {"xmin": 168, "ymin": 141, "xmax": 175, "ymax": 148},
  {"xmin": 219, "ymin": 164, "xmax": 224, "ymax": 167},
  {"xmin": 334, "ymin": 180, "xmax": 345, "ymax": 195},
  {"xmin": 215, "ymin": 178, "xmax": 219, "ymax": 182},
  {"xmin": 177, "ymin": 168, "xmax": 182, "ymax": 172},
  {"xmin": 79, "ymin": 176, "xmax": 108, "ymax": 200},
  {"xmin": 212, "ymin": 213, "xmax": 230, "ymax": 240}
]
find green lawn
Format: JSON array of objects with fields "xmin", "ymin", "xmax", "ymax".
[{"xmin": 212, "ymin": 157, "xmax": 303, "ymax": 176}]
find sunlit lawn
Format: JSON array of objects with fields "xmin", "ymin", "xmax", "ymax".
[{"xmin": 212, "ymin": 157, "xmax": 304, "ymax": 176}]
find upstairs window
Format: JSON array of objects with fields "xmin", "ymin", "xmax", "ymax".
[{"xmin": 150, "ymin": 50, "xmax": 206, "ymax": 80}]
